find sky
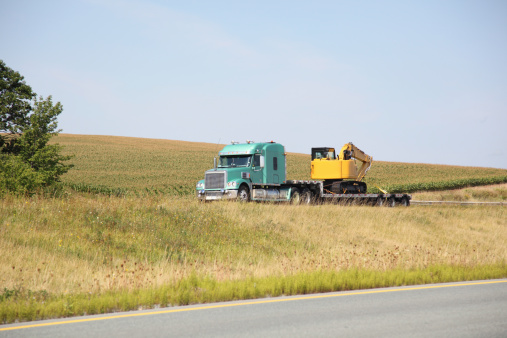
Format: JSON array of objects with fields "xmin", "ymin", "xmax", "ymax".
[{"xmin": 1, "ymin": 0, "xmax": 507, "ymax": 169}]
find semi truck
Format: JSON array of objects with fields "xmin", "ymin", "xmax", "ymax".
[{"xmin": 196, "ymin": 141, "xmax": 411, "ymax": 206}]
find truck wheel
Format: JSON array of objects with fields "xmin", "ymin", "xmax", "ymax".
[
  {"xmin": 237, "ymin": 185, "xmax": 250, "ymax": 202},
  {"xmin": 290, "ymin": 188, "xmax": 301, "ymax": 204},
  {"xmin": 301, "ymin": 189, "xmax": 312, "ymax": 204},
  {"xmin": 400, "ymin": 196, "xmax": 410, "ymax": 207},
  {"xmin": 387, "ymin": 197, "xmax": 396, "ymax": 207},
  {"xmin": 376, "ymin": 197, "xmax": 384, "ymax": 206}
]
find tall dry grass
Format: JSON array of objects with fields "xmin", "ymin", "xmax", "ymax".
[
  {"xmin": 1, "ymin": 194, "xmax": 505, "ymax": 296},
  {"xmin": 413, "ymin": 183, "xmax": 507, "ymax": 202}
]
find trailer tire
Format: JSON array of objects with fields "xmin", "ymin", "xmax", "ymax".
[
  {"xmin": 237, "ymin": 185, "xmax": 250, "ymax": 202},
  {"xmin": 301, "ymin": 189, "xmax": 312, "ymax": 204},
  {"xmin": 400, "ymin": 196, "xmax": 410, "ymax": 207},
  {"xmin": 376, "ymin": 197, "xmax": 384, "ymax": 206},
  {"xmin": 290, "ymin": 187, "xmax": 301, "ymax": 204},
  {"xmin": 387, "ymin": 197, "xmax": 396, "ymax": 207}
]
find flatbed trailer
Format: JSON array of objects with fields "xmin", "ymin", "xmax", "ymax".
[{"xmin": 249, "ymin": 180, "xmax": 411, "ymax": 206}]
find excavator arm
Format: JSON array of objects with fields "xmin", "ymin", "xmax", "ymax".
[{"xmin": 338, "ymin": 143, "xmax": 373, "ymax": 182}]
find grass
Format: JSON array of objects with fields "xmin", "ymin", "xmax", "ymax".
[
  {"xmin": 2, "ymin": 264, "xmax": 505, "ymax": 323},
  {"xmin": 1, "ymin": 193, "xmax": 506, "ymax": 323},
  {"xmin": 412, "ymin": 183, "xmax": 507, "ymax": 202},
  {"xmin": 2, "ymin": 134, "xmax": 506, "ymax": 323}
]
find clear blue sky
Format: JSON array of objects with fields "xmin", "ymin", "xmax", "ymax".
[{"xmin": 2, "ymin": 0, "xmax": 506, "ymax": 168}]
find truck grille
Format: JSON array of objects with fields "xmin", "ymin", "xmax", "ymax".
[{"xmin": 205, "ymin": 171, "xmax": 226, "ymax": 189}]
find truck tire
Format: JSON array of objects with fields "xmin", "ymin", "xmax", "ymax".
[
  {"xmin": 387, "ymin": 197, "xmax": 396, "ymax": 207},
  {"xmin": 376, "ymin": 196, "xmax": 384, "ymax": 206},
  {"xmin": 290, "ymin": 187, "xmax": 301, "ymax": 204},
  {"xmin": 301, "ymin": 189, "xmax": 312, "ymax": 204},
  {"xmin": 237, "ymin": 185, "xmax": 250, "ymax": 202}
]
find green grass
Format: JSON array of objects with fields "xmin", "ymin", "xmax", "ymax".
[{"xmin": 2, "ymin": 264, "xmax": 505, "ymax": 324}]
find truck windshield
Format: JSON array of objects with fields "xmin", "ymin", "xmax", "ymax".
[{"xmin": 218, "ymin": 155, "xmax": 252, "ymax": 168}]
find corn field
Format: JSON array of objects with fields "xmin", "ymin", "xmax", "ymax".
[{"xmin": 54, "ymin": 134, "xmax": 507, "ymax": 196}]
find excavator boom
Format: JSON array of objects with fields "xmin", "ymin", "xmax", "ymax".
[{"xmin": 338, "ymin": 143, "xmax": 373, "ymax": 182}]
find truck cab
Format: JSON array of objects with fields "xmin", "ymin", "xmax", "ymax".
[{"xmin": 196, "ymin": 141, "xmax": 287, "ymax": 201}]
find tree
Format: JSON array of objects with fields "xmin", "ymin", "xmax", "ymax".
[
  {"xmin": 0, "ymin": 153, "xmax": 44, "ymax": 195},
  {"xmin": 0, "ymin": 60, "xmax": 35, "ymax": 153},
  {"xmin": 0, "ymin": 60, "xmax": 72, "ymax": 194},
  {"xmin": 17, "ymin": 96, "xmax": 73, "ymax": 186}
]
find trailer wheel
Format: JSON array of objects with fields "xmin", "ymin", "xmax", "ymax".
[
  {"xmin": 301, "ymin": 189, "xmax": 312, "ymax": 204},
  {"xmin": 387, "ymin": 197, "xmax": 396, "ymax": 207},
  {"xmin": 400, "ymin": 196, "xmax": 410, "ymax": 207},
  {"xmin": 237, "ymin": 185, "xmax": 250, "ymax": 202},
  {"xmin": 290, "ymin": 187, "xmax": 301, "ymax": 204},
  {"xmin": 376, "ymin": 197, "xmax": 384, "ymax": 207}
]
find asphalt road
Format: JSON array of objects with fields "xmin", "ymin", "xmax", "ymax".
[{"xmin": 2, "ymin": 279, "xmax": 506, "ymax": 337}]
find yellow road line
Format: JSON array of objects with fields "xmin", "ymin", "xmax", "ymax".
[{"xmin": 2, "ymin": 280, "xmax": 506, "ymax": 331}]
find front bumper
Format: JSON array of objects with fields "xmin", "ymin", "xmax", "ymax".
[{"xmin": 196, "ymin": 189, "xmax": 239, "ymax": 201}]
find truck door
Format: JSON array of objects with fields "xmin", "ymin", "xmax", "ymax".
[{"xmin": 252, "ymin": 153, "xmax": 265, "ymax": 184}]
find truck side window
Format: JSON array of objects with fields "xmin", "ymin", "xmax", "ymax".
[
  {"xmin": 273, "ymin": 157, "xmax": 278, "ymax": 171},
  {"xmin": 254, "ymin": 154, "xmax": 261, "ymax": 167}
]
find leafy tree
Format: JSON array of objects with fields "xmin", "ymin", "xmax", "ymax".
[
  {"xmin": 0, "ymin": 60, "xmax": 72, "ymax": 194},
  {"xmin": 0, "ymin": 154, "xmax": 43, "ymax": 195},
  {"xmin": 0, "ymin": 60, "xmax": 35, "ymax": 153}
]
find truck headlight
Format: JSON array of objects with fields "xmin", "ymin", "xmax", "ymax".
[
  {"xmin": 196, "ymin": 182, "xmax": 204, "ymax": 189},
  {"xmin": 227, "ymin": 181, "xmax": 237, "ymax": 188}
]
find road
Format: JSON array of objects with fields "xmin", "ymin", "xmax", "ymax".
[{"xmin": 2, "ymin": 279, "xmax": 506, "ymax": 337}]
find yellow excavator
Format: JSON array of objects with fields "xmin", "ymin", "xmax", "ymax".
[{"xmin": 310, "ymin": 143, "xmax": 372, "ymax": 194}]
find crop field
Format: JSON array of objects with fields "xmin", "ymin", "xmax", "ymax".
[
  {"xmin": 1, "ymin": 134, "xmax": 506, "ymax": 323},
  {"xmin": 54, "ymin": 134, "xmax": 507, "ymax": 195},
  {"xmin": 54, "ymin": 134, "xmax": 221, "ymax": 196}
]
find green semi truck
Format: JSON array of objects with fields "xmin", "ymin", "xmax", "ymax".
[{"xmin": 196, "ymin": 141, "xmax": 411, "ymax": 206}]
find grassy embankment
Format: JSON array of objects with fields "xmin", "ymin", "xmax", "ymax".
[
  {"xmin": 1, "ymin": 194, "xmax": 506, "ymax": 323},
  {"xmin": 1, "ymin": 134, "xmax": 506, "ymax": 323},
  {"xmin": 412, "ymin": 183, "xmax": 507, "ymax": 202}
]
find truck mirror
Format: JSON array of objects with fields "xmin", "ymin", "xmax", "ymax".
[
  {"xmin": 260, "ymin": 156, "xmax": 265, "ymax": 168},
  {"xmin": 214, "ymin": 157, "xmax": 217, "ymax": 170}
]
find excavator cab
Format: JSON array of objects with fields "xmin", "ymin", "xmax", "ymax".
[{"xmin": 312, "ymin": 147, "xmax": 336, "ymax": 160}]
